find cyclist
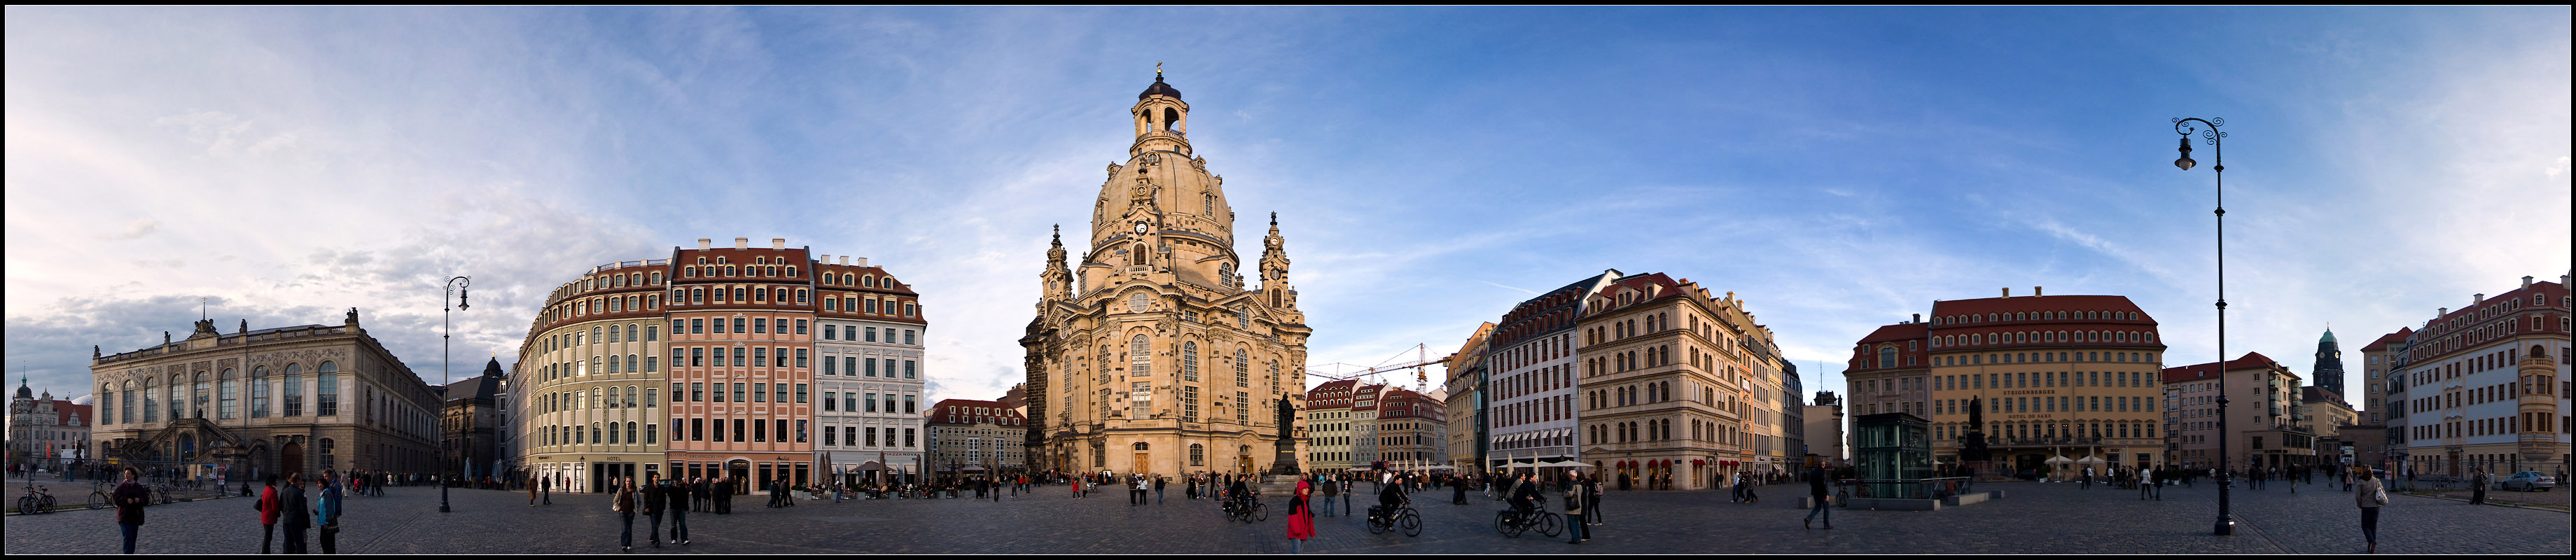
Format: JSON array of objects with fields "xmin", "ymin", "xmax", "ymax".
[
  {"xmin": 1374, "ymin": 472, "xmax": 1409, "ymax": 525},
  {"xmin": 1227, "ymin": 476, "xmax": 1253, "ymax": 514},
  {"xmin": 1505, "ymin": 472, "xmax": 1542, "ymax": 526}
]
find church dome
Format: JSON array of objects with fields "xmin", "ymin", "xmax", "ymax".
[
  {"xmin": 1139, "ymin": 76, "xmax": 1180, "ymax": 100},
  {"xmin": 13, "ymin": 383, "xmax": 29, "ymax": 400}
]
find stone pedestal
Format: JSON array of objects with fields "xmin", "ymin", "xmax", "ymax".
[{"xmin": 1269, "ymin": 438, "xmax": 1300, "ymax": 476}]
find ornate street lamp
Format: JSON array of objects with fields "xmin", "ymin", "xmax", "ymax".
[
  {"xmin": 2171, "ymin": 117, "xmax": 2231, "ymax": 536},
  {"xmin": 440, "ymin": 276, "xmax": 471, "ymax": 513}
]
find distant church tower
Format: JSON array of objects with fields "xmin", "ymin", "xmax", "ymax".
[
  {"xmin": 1019, "ymin": 68, "xmax": 1314, "ymax": 477},
  {"xmin": 2313, "ymin": 328, "xmax": 2345, "ymax": 397}
]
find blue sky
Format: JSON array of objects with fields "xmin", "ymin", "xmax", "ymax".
[{"xmin": 6, "ymin": 7, "xmax": 2569, "ymax": 412}]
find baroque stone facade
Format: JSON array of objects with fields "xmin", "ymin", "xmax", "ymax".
[
  {"xmin": 89, "ymin": 312, "xmax": 442, "ymax": 482},
  {"xmin": 1022, "ymin": 71, "xmax": 1313, "ymax": 477}
]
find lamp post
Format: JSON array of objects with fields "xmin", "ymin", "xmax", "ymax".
[
  {"xmin": 440, "ymin": 276, "xmax": 471, "ymax": 513},
  {"xmin": 2171, "ymin": 117, "xmax": 2231, "ymax": 536}
]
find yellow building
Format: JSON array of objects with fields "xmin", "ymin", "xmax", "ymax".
[
  {"xmin": 1846, "ymin": 288, "xmax": 2170, "ymax": 477},
  {"xmin": 1019, "ymin": 71, "xmax": 1311, "ymax": 477}
]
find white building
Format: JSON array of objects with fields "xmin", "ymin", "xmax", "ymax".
[
  {"xmin": 815, "ymin": 282, "xmax": 928, "ymax": 484},
  {"xmin": 1487, "ymin": 271, "xmax": 1620, "ymax": 470}
]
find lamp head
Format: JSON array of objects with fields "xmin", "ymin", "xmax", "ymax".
[
  {"xmin": 458, "ymin": 286, "xmax": 470, "ymax": 311},
  {"xmin": 2174, "ymin": 137, "xmax": 2197, "ymax": 171}
]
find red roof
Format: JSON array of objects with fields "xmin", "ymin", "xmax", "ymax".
[
  {"xmin": 2161, "ymin": 352, "xmax": 2282, "ymax": 382},
  {"xmin": 2358, "ymin": 328, "xmax": 2413, "ymax": 352},
  {"xmin": 926, "ymin": 398, "xmax": 1024, "ymax": 426},
  {"xmin": 1858, "ymin": 323, "xmax": 1927, "ymax": 344},
  {"xmin": 57, "ymin": 403, "xmax": 92, "ymax": 426},
  {"xmin": 1928, "ymin": 295, "xmax": 2154, "ymax": 325}
]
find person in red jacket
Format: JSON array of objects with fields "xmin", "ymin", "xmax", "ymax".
[
  {"xmin": 113, "ymin": 467, "xmax": 151, "ymax": 554},
  {"xmin": 257, "ymin": 475, "xmax": 283, "ymax": 553}
]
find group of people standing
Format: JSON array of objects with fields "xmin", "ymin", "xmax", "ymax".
[
  {"xmin": 606, "ymin": 474, "xmax": 698, "ymax": 552},
  {"xmin": 104, "ymin": 465, "xmax": 345, "ymax": 554}
]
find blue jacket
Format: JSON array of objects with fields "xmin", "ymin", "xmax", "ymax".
[{"xmin": 316, "ymin": 483, "xmax": 343, "ymax": 526}]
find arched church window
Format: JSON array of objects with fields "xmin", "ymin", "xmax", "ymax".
[
  {"xmin": 1131, "ymin": 335, "xmax": 1152, "ymax": 377},
  {"xmin": 1164, "ymin": 108, "xmax": 1181, "ymax": 132},
  {"xmin": 1183, "ymin": 342, "xmax": 1199, "ymax": 382},
  {"xmin": 1128, "ymin": 293, "xmax": 1150, "ymax": 313}
]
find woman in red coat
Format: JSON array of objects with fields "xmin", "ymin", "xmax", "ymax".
[{"xmin": 1286, "ymin": 477, "xmax": 1315, "ymax": 553}]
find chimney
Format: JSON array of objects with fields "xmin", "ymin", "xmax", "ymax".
[
  {"xmin": 839, "ymin": 256, "xmax": 849, "ymax": 265},
  {"xmin": 2439, "ymin": 307, "xmax": 2449, "ymax": 318},
  {"xmin": 2002, "ymin": 287, "xmax": 2011, "ymax": 298},
  {"xmin": 854, "ymin": 257, "xmax": 870, "ymax": 267},
  {"xmin": 772, "ymin": 238, "xmax": 786, "ymax": 250},
  {"xmin": 697, "ymin": 239, "xmax": 711, "ymax": 250},
  {"xmin": 819, "ymin": 254, "xmax": 829, "ymax": 265},
  {"xmin": 2525, "ymin": 276, "xmax": 2536, "ymax": 288},
  {"xmin": 2474, "ymin": 293, "xmax": 2484, "ymax": 304},
  {"xmin": 734, "ymin": 237, "xmax": 749, "ymax": 249},
  {"xmin": 1912, "ymin": 313, "xmax": 1921, "ymax": 323},
  {"xmin": 2034, "ymin": 286, "xmax": 2044, "ymax": 296}
]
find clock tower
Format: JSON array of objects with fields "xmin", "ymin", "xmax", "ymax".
[{"xmin": 1022, "ymin": 69, "xmax": 1311, "ymax": 477}]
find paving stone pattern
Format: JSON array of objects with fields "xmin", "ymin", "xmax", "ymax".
[{"xmin": 5, "ymin": 479, "xmax": 2566, "ymax": 554}]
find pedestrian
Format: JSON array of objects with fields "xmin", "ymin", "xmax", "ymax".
[
  {"xmin": 666, "ymin": 475, "xmax": 691, "ymax": 546},
  {"xmin": 1341, "ymin": 475, "xmax": 1353, "ymax": 516},
  {"xmin": 1586, "ymin": 470, "xmax": 1603, "ymax": 525},
  {"xmin": 1286, "ymin": 476, "xmax": 1316, "ymax": 554},
  {"xmin": 542, "ymin": 475, "xmax": 552, "ymax": 505},
  {"xmin": 316, "ymin": 470, "xmax": 343, "ymax": 555},
  {"xmin": 1804, "ymin": 464, "xmax": 1831, "ymax": 530},
  {"xmin": 614, "ymin": 477, "xmax": 637, "ymax": 552},
  {"xmin": 256, "ymin": 474, "xmax": 282, "ymax": 554},
  {"xmin": 1155, "ymin": 475, "xmax": 1167, "ymax": 504},
  {"xmin": 279, "ymin": 472, "xmax": 311, "ymax": 554},
  {"xmin": 2470, "ymin": 468, "xmax": 2490, "ymax": 505},
  {"xmin": 1316, "ymin": 474, "xmax": 1337, "ymax": 517},
  {"xmin": 1071, "ymin": 475, "xmax": 1083, "ymax": 499},
  {"xmin": 2356, "ymin": 468, "xmax": 2388, "ymax": 553},
  {"xmin": 1564, "ymin": 471, "xmax": 1589, "ymax": 544},
  {"xmin": 112, "ymin": 467, "xmax": 150, "ymax": 554},
  {"xmin": 716, "ymin": 476, "xmax": 733, "ymax": 514},
  {"xmin": 1452, "ymin": 474, "xmax": 1468, "ymax": 505},
  {"xmin": 1742, "ymin": 473, "xmax": 1760, "ymax": 503},
  {"xmin": 643, "ymin": 473, "xmax": 667, "ymax": 548},
  {"xmin": 2142, "ymin": 468, "xmax": 2161, "ymax": 500}
]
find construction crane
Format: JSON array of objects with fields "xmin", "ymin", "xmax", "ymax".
[{"xmin": 1304, "ymin": 343, "xmax": 1454, "ymax": 393}]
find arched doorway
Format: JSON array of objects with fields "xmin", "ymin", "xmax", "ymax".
[{"xmin": 281, "ymin": 442, "xmax": 305, "ymax": 477}]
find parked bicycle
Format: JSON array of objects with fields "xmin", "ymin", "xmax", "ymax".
[
  {"xmin": 88, "ymin": 479, "xmax": 112, "ymax": 510},
  {"xmin": 18, "ymin": 484, "xmax": 57, "ymax": 515},
  {"xmin": 1367, "ymin": 503, "xmax": 1423, "ymax": 537}
]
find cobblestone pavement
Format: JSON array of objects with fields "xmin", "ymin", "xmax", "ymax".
[
  {"xmin": 6, "ymin": 479, "xmax": 2566, "ymax": 554},
  {"xmin": 2403, "ymin": 486, "xmax": 2569, "ymax": 509}
]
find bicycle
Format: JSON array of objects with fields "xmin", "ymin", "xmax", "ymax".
[
  {"xmin": 18, "ymin": 484, "xmax": 57, "ymax": 515},
  {"xmin": 88, "ymin": 480, "xmax": 111, "ymax": 510},
  {"xmin": 1494, "ymin": 504, "xmax": 1561, "ymax": 538},
  {"xmin": 1366, "ymin": 503, "xmax": 1423, "ymax": 537},
  {"xmin": 1223, "ymin": 496, "xmax": 1268, "ymax": 523}
]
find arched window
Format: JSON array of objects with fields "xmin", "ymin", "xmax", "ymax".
[
  {"xmin": 1235, "ymin": 349, "xmax": 1250, "ymax": 388},
  {"xmin": 1182, "ymin": 342, "xmax": 1199, "ymax": 382},
  {"xmin": 1130, "ymin": 335, "xmax": 1152, "ymax": 377},
  {"xmin": 865, "ymin": 276, "xmax": 876, "ymax": 288},
  {"xmin": 1133, "ymin": 442, "xmax": 1150, "ymax": 451},
  {"xmin": 797, "ymin": 289, "xmax": 809, "ymax": 304},
  {"xmin": 1190, "ymin": 443, "xmax": 1205, "ymax": 465},
  {"xmin": 785, "ymin": 266, "xmax": 796, "ymax": 277}
]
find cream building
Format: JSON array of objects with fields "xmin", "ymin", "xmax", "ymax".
[
  {"xmin": 1576, "ymin": 273, "xmax": 1759, "ymax": 490},
  {"xmin": 1020, "ymin": 71, "xmax": 1313, "ymax": 477},
  {"xmin": 1443, "ymin": 323, "xmax": 1494, "ymax": 471},
  {"xmin": 1851, "ymin": 289, "xmax": 2171, "ymax": 477},
  {"xmin": 517, "ymin": 260, "xmax": 671, "ymax": 492},
  {"xmin": 1304, "ymin": 380, "xmax": 1356, "ymax": 472},
  {"xmin": 2166, "ymin": 353, "xmax": 2306, "ymax": 470},
  {"xmin": 2395, "ymin": 275, "xmax": 2570, "ymax": 476},
  {"xmin": 91, "ymin": 313, "xmax": 440, "ymax": 482}
]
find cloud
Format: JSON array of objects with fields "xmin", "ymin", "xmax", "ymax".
[{"xmin": 101, "ymin": 218, "xmax": 157, "ymax": 241}]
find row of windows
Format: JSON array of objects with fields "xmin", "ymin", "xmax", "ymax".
[
  {"xmin": 538, "ymin": 356, "xmax": 658, "ymax": 382},
  {"xmin": 1933, "ymin": 310, "xmax": 2141, "ymax": 326},
  {"xmin": 1870, "ymin": 370, "xmax": 2153, "ymax": 393},
  {"xmin": 539, "ymin": 385, "xmax": 657, "ymax": 413},
  {"xmin": 1922, "ymin": 351, "xmax": 2156, "ymax": 368},
  {"xmin": 1930, "ymin": 329, "xmax": 2154, "ymax": 349},
  {"xmin": 820, "ymin": 325, "xmax": 917, "ymax": 344},
  {"xmin": 101, "ymin": 366, "xmax": 341, "ymax": 425},
  {"xmin": 680, "ymin": 262, "xmax": 796, "ymax": 279},
  {"xmin": 2407, "ymin": 414, "xmax": 2576, "ymax": 440},
  {"xmin": 558, "ymin": 270, "xmax": 665, "ymax": 302},
  {"xmin": 821, "ymin": 425, "xmax": 917, "ymax": 448},
  {"xmin": 1493, "ymin": 394, "xmax": 1572, "ymax": 428},
  {"xmin": 543, "ymin": 324, "xmax": 661, "ymax": 352},
  {"xmin": 816, "ymin": 356, "xmax": 919, "ymax": 378},
  {"xmin": 809, "ymin": 391, "xmax": 917, "ymax": 414}
]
